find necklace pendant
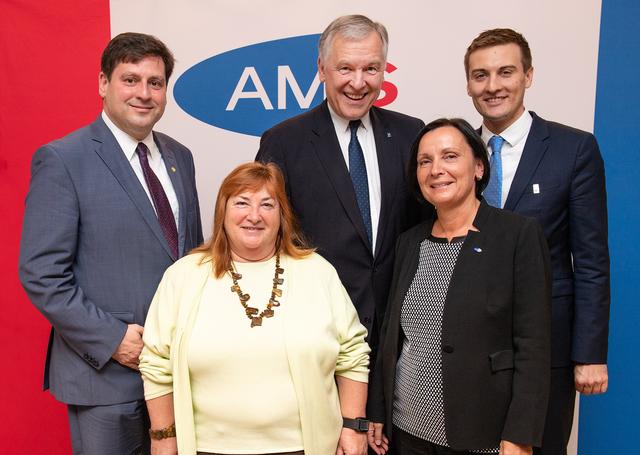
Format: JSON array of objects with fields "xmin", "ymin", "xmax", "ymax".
[
  {"xmin": 240, "ymin": 293, "xmax": 250, "ymax": 302},
  {"xmin": 276, "ymin": 267, "xmax": 284, "ymax": 274},
  {"xmin": 263, "ymin": 308, "xmax": 274, "ymax": 318},
  {"xmin": 269, "ymin": 298, "xmax": 280, "ymax": 307},
  {"xmin": 230, "ymin": 284, "xmax": 240, "ymax": 292},
  {"xmin": 273, "ymin": 278, "xmax": 284, "ymax": 285},
  {"xmin": 245, "ymin": 307, "xmax": 259, "ymax": 316},
  {"xmin": 250, "ymin": 316, "xmax": 263, "ymax": 328},
  {"xmin": 272, "ymin": 288, "xmax": 283, "ymax": 297},
  {"xmin": 231, "ymin": 272, "xmax": 242, "ymax": 280}
]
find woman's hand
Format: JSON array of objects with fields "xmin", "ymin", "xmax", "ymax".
[
  {"xmin": 367, "ymin": 422, "xmax": 389, "ymax": 454},
  {"xmin": 499, "ymin": 440, "xmax": 532, "ymax": 455},
  {"xmin": 336, "ymin": 428, "xmax": 368, "ymax": 455},
  {"xmin": 150, "ymin": 437, "xmax": 177, "ymax": 455}
]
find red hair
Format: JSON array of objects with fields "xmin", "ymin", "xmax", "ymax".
[{"xmin": 192, "ymin": 162, "xmax": 314, "ymax": 277}]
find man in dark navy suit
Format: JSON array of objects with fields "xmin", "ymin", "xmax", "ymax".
[
  {"xmin": 465, "ymin": 28, "xmax": 610, "ymax": 455},
  {"xmin": 257, "ymin": 15, "xmax": 426, "ymax": 354}
]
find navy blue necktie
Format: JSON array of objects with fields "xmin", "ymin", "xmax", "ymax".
[
  {"xmin": 348, "ymin": 120, "xmax": 372, "ymax": 246},
  {"xmin": 136, "ymin": 142, "xmax": 178, "ymax": 259},
  {"xmin": 484, "ymin": 135, "xmax": 505, "ymax": 207}
]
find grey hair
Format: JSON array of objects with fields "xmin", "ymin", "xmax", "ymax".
[{"xmin": 318, "ymin": 14, "xmax": 389, "ymax": 63}]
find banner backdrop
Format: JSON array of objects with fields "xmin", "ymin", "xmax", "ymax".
[{"xmin": 5, "ymin": 0, "xmax": 637, "ymax": 453}]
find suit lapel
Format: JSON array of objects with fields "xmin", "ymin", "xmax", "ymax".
[
  {"xmin": 90, "ymin": 118, "xmax": 174, "ymax": 259},
  {"xmin": 504, "ymin": 112, "xmax": 550, "ymax": 210},
  {"xmin": 371, "ymin": 107, "xmax": 400, "ymax": 257},
  {"xmin": 155, "ymin": 133, "xmax": 188, "ymax": 256},
  {"xmin": 310, "ymin": 102, "xmax": 372, "ymax": 251}
]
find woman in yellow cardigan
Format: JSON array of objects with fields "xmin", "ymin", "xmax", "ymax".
[{"xmin": 139, "ymin": 162, "xmax": 370, "ymax": 455}]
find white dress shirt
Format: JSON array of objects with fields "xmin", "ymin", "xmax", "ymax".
[
  {"xmin": 328, "ymin": 105, "xmax": 381, "ymax": 251},
  {"xmin": 481, "ymin": 110, "xmax": 533, "ymax": 208},
  {"xmin": 102, "ymin": 111, "xmax": 179, "ymax": 228}
]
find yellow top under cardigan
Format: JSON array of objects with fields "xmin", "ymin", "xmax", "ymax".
[{"xmin": 139, "ymin": 252, "xmax": 370, "ymax": 455}]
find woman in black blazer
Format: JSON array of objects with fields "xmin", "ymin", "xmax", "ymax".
[{"xmin": 367, "ymin": 118, "xmax": 551, "ymax": 455}]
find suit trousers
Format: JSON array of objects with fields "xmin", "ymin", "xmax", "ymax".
[
  {"xmin": 534, "ymin": 367, "xmax": 576, "ymax": 455},
  {"xmin": 68, "ymin": 400, "xmax": 150, "ymax": 455},
  {"xmin": 392, "ymin": 426, "xmax": 498, "ymax": 455}
]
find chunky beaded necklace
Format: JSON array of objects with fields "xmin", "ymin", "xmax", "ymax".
[{"xmin": 228, "ymin": 253, "xmax": 284, "ymax": 328}]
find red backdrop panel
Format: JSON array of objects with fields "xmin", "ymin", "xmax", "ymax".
[{"xmin": 0, "ymin": 1, "xmax": 109, "ymax": 452}]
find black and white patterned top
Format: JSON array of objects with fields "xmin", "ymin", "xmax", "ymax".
[{"xmin": 392, "ymin": 236, "xmax": 499, "ymax": 454}]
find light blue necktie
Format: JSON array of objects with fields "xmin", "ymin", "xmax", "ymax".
[
  {"xmin": 484, "ymin": 135, "xmax": 505, "ymax": 207},
  {"xmin": 348, "ymin": 120, "xmax": 372, "ymax": 246}
]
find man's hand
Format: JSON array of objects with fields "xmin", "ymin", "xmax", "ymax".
[
  {"xmin": 500, "ymin": 440, "xmax": 532, "ymax": 455},
  {"xmin": 367, "ymin": 422, "xmax": 389, "ymax": 455},
  {"xmin": 575, "ymin": 364, "xmax": 608, "ymax": 394},
  {"xmin": 112, "ymin": 324, "xmax": 144, "ymax": 370},
  {"xmin": 336, "ymin": 428, "xmax": 367, "ymax": 455}
]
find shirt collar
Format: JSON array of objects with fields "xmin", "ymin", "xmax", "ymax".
[
  {"xmin": 481, "ymin": 110, "xmax": 532, "ymax": 148},
  {"xmin": 327, "ymin": 103, "xmax": 372, "ymax": 134},
  {"xmin": 101, "ymin": 111, "xmax": 155, "ymax": 161}
]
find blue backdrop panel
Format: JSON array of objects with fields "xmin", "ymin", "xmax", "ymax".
[{"xmin": 579, "ymin": 0, "xmax": 640, "ymax": 452}]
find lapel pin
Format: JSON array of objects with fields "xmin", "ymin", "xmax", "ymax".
[
  {"xmin": 171, "ymin": 166, "xmax": 177, "ymax": 173},
  {"xmin": 386, "ymin": 132, "xmax": 392, "ymax": 138},
  {"xmin": 473, "ymin": 247, "xmax": 482, "ymax": 253},
  {"xmin": 532, "ymin": 183, "xmax": 540, "ymax": 194}
]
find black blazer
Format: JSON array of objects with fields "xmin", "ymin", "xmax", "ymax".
[
  {"xmin": 369, "ymin": 201, "xmax": 551, "ymax": 449},
  {"xmin": 502, "ymin": 112, "xmax": 610, "ymax": 366},
  {"xmin": 256, "ymin": 101, "xmax": 427, "ymax": 345}
]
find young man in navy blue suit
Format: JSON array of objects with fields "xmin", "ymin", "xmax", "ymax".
[
  {"xmin": 465, "ymin": 28, "xmax": 610, "ymax": 455},
  {"xmin": 19, "ymin": 33, "xmax": 202, "ymax": 454}
]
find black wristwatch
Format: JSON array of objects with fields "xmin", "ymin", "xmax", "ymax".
[{"xmin": 342, "ymin": 417, "xmax": 370, "ymax": 432}]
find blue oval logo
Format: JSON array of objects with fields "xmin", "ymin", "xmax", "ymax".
[{"xmin": 174, "ymin": 34, "xmax": 323, "ymax": 137}]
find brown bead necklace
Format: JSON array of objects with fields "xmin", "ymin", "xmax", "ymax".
[{"xmin": 228, "ymin": 253, "xmax": 284, "ymax": 328}]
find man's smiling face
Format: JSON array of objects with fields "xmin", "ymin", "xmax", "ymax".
[
  {"xmin": 466, "ymin": 43, "xmax": 533, "ymax": 133},
  {"xmin": 318, "ymin": 32, "xmax": 385, "ymax": 121}
]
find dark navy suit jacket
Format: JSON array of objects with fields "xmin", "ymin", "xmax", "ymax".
[
  {"xmin": 19, "ymin": 116, "xmax": 203, "ymax": 405},
  {"xmin": 256, "ymin": 101, "xmax": 427, "ymax": 348},
  {"xmin": 502, "ymin": 112, "xmax": 610, "ymax": 366}
]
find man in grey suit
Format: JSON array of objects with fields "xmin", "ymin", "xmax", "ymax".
[{"xmin": 19, "ymin": 33, "xmax": 203, "ymax": 454}]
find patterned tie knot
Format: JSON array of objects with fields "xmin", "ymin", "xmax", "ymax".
[
  {"xmin": 488, "ymin": 135, "xmax": 505, "ymax": 155},
  {"xmin": 349, "ymin": 120, "xmax": 361, "ymax": 135},
  {"xmin": 136, "ymin": 142, "xmax": 150, "ymax": 160}
]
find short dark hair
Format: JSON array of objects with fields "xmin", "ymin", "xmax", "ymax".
[
  {"xmin": 464, "ymin": 28, "xmax": 532, "ymax": 78},
  {"xmin": 407, "ymin": 118, "xmax": 490, "ymax": 205},
  {"xmin": 101, "ymin": 32, "xmax": 175, "ymax": 82}
]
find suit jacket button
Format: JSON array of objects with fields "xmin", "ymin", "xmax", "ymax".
[{"xmin": 442, "ymin": 344, "xmax": 454, "ymax": 353}]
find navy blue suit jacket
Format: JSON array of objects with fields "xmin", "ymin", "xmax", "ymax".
[
  {"xmin": 19, "ymin": 116, "xmax": 203, "ymax": 405},
  {"xmin": 503, "ymin": 112, "xmax": 610, "ymax": 366},
  {"xmin": 256, "ymin": 101, "xmax": 427, "ymax": 346}
]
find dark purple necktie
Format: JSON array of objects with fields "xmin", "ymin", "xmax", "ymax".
[{"xmin": 136, "ymin": 142, "xmax": 178, "ymax": 259}]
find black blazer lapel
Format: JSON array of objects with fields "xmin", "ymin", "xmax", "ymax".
[
  {"xmin": 310, "ymin": 102, "xmax": 372, "ymax": 252},
  {"xmin": 90, "ymin": 118, "xmax": 175, "ymax": 260},
  {"xmin": 371, "ymin": 107, "xmax": 401, "ymax": 258},
  {"xmin": 155, "ymin": 133, "xmax": 187, "ymax": 257},
  {"xmin": 504, "ymin": 112, "xmax": 550, "ymax": 211}
]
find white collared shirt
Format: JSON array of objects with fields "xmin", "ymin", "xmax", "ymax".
[
  {"xmin": 481, "ymin": 110, "xmax": 533, "ymax": 208},
  {"xmin": 328, "ymin": 105, "xmax": 381, "ymax": 252},
  {"xmin": 102, "ymin": 111, "xmax": 179, "ymax": 228}
]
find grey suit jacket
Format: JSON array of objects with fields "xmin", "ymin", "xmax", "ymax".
[{"xmin": 19, "ymin": 116, "xmax": 203, "ymax": 405}]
